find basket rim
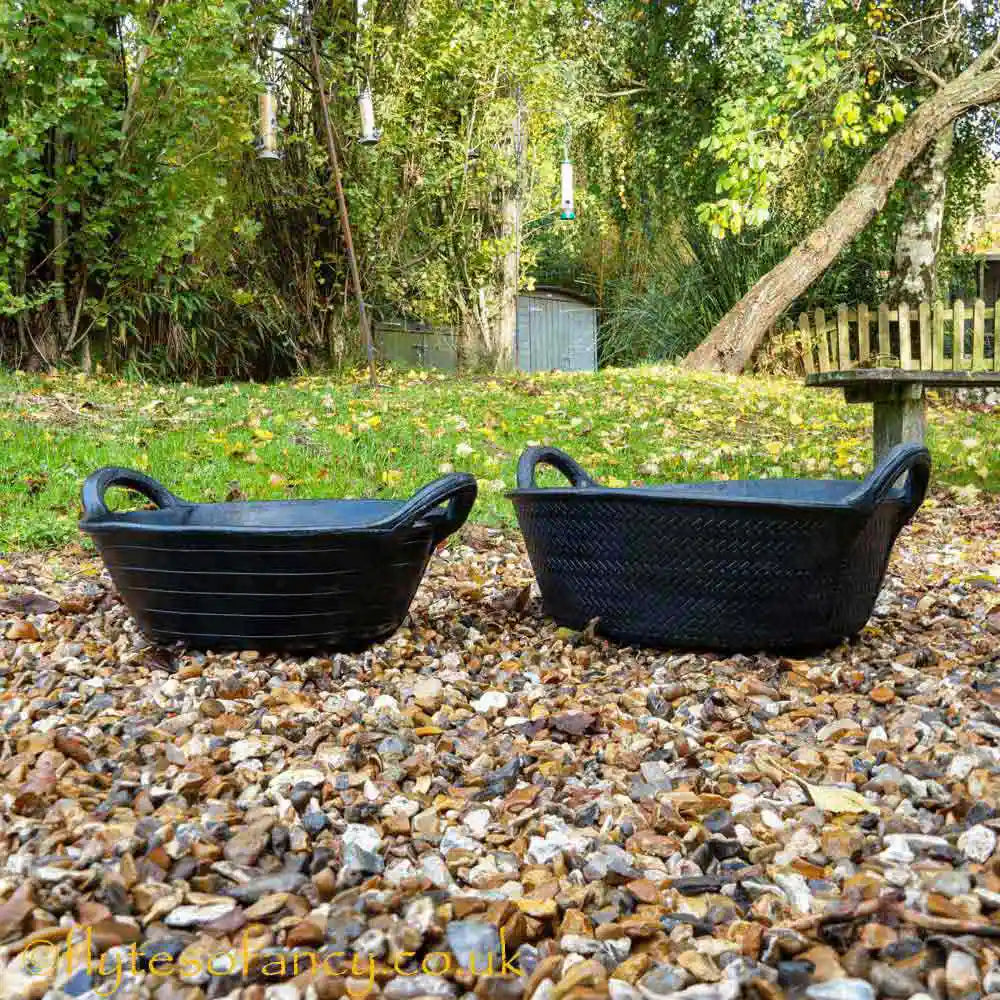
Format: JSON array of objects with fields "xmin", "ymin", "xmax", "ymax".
[
  {"xmin": 505, "ymin": 485, "xmax": 907, "ymax": 513},
  {"xmin": 77, "ymin": 514, "xmax": 441, "ymax": 538}
]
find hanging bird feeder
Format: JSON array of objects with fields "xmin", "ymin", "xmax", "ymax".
[
  {"xmin": 357, "ymin": 86, "xmax": 382, "ymax": 145},
  {"xmin": 256, "ymin": 91, "xmax": 280, "ymax": 160},
  {"xmin": 560, "ymin": 159, "xmax": 575, "ymax": 220},
  {"xmin": 559, "ymin": 126, "xmax": 575, "ymax": 220}
]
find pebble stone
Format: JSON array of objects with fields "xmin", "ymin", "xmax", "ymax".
[{"xmin": 0, "ymin": 497, "xmax": 997, "ymax": 1000}]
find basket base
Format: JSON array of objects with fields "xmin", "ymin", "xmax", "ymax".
[
  {"xmin": 142, "ymin": 625, "xmax": 401, "ymax": 655},
  {"xmin": 546, "ymin": 611, "xmax": 859, "ymax": 655}
]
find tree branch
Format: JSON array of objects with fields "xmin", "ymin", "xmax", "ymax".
[
  {"xmin": 962, "ymin": 31, "xmax": 1000, "ymax": 78},
  {"xmin": 897, "ymin": 53, "xmax": 947, "ymax": 89},
  {"xmin": 683, "ymin": 63, "xmax": 1000, "ymax": 373},
  {"xmin": 595, "ymin": 86, "xmax": 649, "ymax": 98}
]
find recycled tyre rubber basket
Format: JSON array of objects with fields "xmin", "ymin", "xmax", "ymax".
[
  {"xmin": 79, "ymin": 468, "xmax": 477, "ymax": 652},
  {"xmin": 508, "ymin": 443, "xmax": 930, "ymax": 652}
]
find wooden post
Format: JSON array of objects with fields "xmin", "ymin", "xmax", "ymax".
[
  {"xmin": 799, "ymin": 313, "xmax": 815, "ymax": 374},
  {"xmin": 815, "ymin": 308, "xmax": 830, "ymax": 372},
  {"xmin": 952, "ymin": 298, "xmax": 965, "ymax": 370},
  {"xmin": 932, "ymin": 301, "xmax": 945, "ymax": 369},
  {"xmin": 837, "ymin": 303, "xmax": 850, "ymax": 368},
  {"xmin": 898, "ymin": 301, "xmax": 912, "ymax": 370},
  {"xmin": 878, "ymin": 302, "xmax": 890, "ymax": 359},
  {"xmin": 857, "ymin": 303, "xmax": 870, "ymax": 365},
  {"xmin": 973, "ymin": 298, "xmax": 985, "ymax": 370},
  {"xmin": 995, "ymin": 305, "xmax": 1000, "ymax": 372},
  {"xmin": 918, "ymin": 301, "xmax": 931, "ymax": 370},
  {"xmin": 873, "ymin": 386, "xmax": 925, "ymax": 464},
  {"xmin": 844, "ymin": 382, "xmax": 927, "ymax": 465}
]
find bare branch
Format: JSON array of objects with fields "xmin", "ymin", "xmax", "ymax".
[
  {"xmin": 897, "ymin": 53, "xmax": 948, "ymax": 89},
  {"xmin": 595, "ymin": 86, "xmax": 649, "ymax": 98},
  {"xmin": 962, "ymin": 31, "xmax": 1000, "ymax": 79},
  {"xmin": 874, "ymin": 36, "xmax": 948, "ymax": 88}
]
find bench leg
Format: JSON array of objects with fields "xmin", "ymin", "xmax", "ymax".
[{"xmin": 872, "ymin": 386, "xmax": 925, "ymax": 465}]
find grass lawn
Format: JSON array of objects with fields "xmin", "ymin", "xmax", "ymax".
[{"xmin": 0, "ymin": 365, "xmax": 996, "ymax": 550}]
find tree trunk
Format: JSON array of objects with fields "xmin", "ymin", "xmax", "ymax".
[
  {"xmin": 888, "ymin": 124, "xmax": 953, "ymax": 304},
  {"xmin": 497, "ymin": 193, "xmax": 519, "ymax": 370},
  {"xmin": 51, "ymin": 127, "xmax": 71, "ymax": 353},
  {"xmin": 683, "ymin": 61, "xmax": 1000, "ymax": 374}
]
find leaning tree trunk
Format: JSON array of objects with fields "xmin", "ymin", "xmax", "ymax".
[
  {"xmin": 683, "ymin": 59, "xmax": 1000, "ymax": 374},
  {"xmin": 888, "ymin": 124, "xmax": 954, "ymax": 304}
]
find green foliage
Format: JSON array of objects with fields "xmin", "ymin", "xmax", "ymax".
[
  {"xmin": 0, "ymin": 0, "xmax": 265, "ymax": 372},
  {"xmin": 598, "ymin": 216, "xmax": 790, "ymax": 364},
  {"xmin": 1, "ymin": 0, "xmax": 997, "ymax": 375},
  {"xmin": 607, "ymin": 0, "xmax": 997, "ymax": 308},
  {"xmin": 0, "ymin": 367, "xmax": 995, "ymax": 549}
]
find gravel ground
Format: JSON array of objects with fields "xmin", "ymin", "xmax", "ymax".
[{"xmin": 0, "ymin": 489, "xmax": 998, "ymax": 1000}]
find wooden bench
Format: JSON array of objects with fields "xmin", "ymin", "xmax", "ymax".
[{"xmin": 798, "ymin": 299, "xmax": 999, "ymax": 463}]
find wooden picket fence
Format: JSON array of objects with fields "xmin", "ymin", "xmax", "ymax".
[{"xmin": 788, "ymin": 299, "xmax": 998, "ymax": 374}]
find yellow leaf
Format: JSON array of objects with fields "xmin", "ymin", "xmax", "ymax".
[
  {"xmin": 803, "ymin": 783, "xmax": 879, "ymax": 815},
  {"xmin": 253, "ymin": 428, "xmax": 274, "ymax": 441},
  {"xmin": 758, "ymin": 752, "xmax": 878, "ymax": 814}
]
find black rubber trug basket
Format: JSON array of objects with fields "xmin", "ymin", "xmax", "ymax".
[
  {"xmin": 507, "ymin": 443, "xmax": 930, "ymax": 652},
  {"xmin": 79, "ymin": 467, "xmax": 477, "ymax": 652}
]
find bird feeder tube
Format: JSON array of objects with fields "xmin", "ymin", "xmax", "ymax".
[
  {"xmin": 257, "ymin": 92, "xmax": 280, "ymax": 160},
  {"xmin": 560, "ymin": 159, "xmax": 575, "ymax": 220},
  {"xmin": 358, "ymin": 88, "xmax": 381, "ymax": 145}
]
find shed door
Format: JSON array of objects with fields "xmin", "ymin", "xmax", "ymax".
[
  {"xmin": 517, "ymin": 294, "xmax": 596, "ymax": 372},
  {"xmin": 516, "ymin": 297, "xmax": 533, "ymax": 371},
  {"xmin": 562, "ymin": 303, "xmax": 597, "ymax": 372}
]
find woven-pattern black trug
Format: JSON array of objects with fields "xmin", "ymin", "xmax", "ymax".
[
  {"xmin": 508, "ymin": 444, "xmax": 930, "ymax": 653},
  {"xmin": 513, "ymin": 499, "xmax": 903, "ymax": 651}
]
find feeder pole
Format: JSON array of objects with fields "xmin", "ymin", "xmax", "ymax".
[{"xmin": 307, "ymin": 22, "xmax": 377, "ymax": 387}]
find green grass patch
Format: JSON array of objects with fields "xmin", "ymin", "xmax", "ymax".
[{"xmin": 0, "ymin": 366, "xmax": 996, "ymax": 550}]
